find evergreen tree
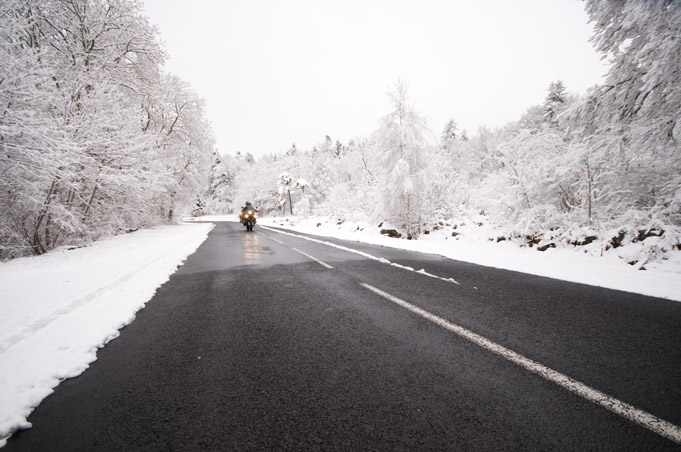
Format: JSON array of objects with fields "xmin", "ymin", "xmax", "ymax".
[
  {"xmin": 440, "ymin": 119, "xmax": 459, "ymax": 151},
  {"xmin": 334, "ymin": 140, "xmax": 345, "ymax": 158},
  {"xmin": 543, "ymin": 80, "xmax": 567, "ymax": 126},
  {"xmin": 193, "ymin": 196, "xmax": 205, "ymax": 217},
  {"xmin": 323, "ymin": 135, "xmax": 333, "ymax": 154},
  {"xmin": 206, "ymin": 151, "xmax": 233, "ymax": 213}
]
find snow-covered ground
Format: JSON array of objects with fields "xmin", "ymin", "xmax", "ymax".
[
  {"xmin": 1, "ymin": 215, "xmax": 679, "ymax": 447},
  {"xmin": 0, "ymin": 223, "xmax": 213, "ymax": 447}
]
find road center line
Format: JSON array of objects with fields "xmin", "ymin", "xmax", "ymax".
[
  {"xmin": 257, "ymin": 232, "xmax": 283, "ymax": 244},
  {"xmin": 291, "ymin": 248, "xmax": 334, "ymax": 269},
  {"xmin": 359, "ymin": 282, "xmax": 681, "ymax": 445},
  {"xmin": 260, "ymin": 226, "xmax": 459, "ymax": 284}
]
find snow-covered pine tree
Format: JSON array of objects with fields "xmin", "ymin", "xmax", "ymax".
[
  {"xmin": 374, "ymin": 80, "xmax": 430, "ymax": 238},
  {"xmin": 193, "ymin": 196, "xmax": 205, "ymax": 217},
  {"xmin": 543, "ymin": 80, "xmax": 567, "ymax": 126},
  {"xmin": 205, "ymin": 151, "xmax": 234, "ymax": 213},
  {"xmin": 440, "ymin": 119, "xmax": 459, "ymax": 151},
  {"xmin": 334, "ymin": 140, "xmax": 345, "ymax": 158},
  {"xmin": 321, "ymin": 135, "xmax": 333, "ymax": 155}
]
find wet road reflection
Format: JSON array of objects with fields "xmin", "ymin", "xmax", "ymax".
[
  {"xmin": 242, "ymin": 231, "xmax": 261, "ymax": 265},
  {"xmin": 176, "ymin": 222, "xmax": 309, "ymax": 275}
]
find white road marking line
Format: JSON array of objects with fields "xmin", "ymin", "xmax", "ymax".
[
  {"xmin": 257, "ymin": 231, "xmax": 283, "ymax": 244},
  {"xmin": 260, "ymin": 226, "xmax": 459, "ymax": 284},
  {"xmin": 260, "ymin": 230, "xmax": 332, "ymax": 269},
  {"xmin": 292, "ymin": 248, "xmax": 334, "ymax": 269},
  {"xmin": 359, "ymin": 282, "xmax": 681, "ymax": 445}
]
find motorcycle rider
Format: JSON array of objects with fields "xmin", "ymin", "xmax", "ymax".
[
  {"xmin": 240, "ymin": 201, "xmax": 257, "ymax": 225},
  {"xmin": 241, "ymin": 201, "xmax": 257, "ymax": 214}
]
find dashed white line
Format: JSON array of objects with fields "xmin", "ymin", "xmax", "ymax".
[
  {"xmin": 359, "ymin": 282, "xmax": 681, "ymax": 445},
  {"xmin": 260, "ymin": 231, "xmax": 332, "ymax": 268},
  {"xmin": 257, "ymin": 231, "xmax": 283, "ymax": 244},
  {"xmin": 260, "ymin": 226, "xmax": 459, "ymax": 284},
  {"xmin": 292, "ymin": 248, "xmax": 334, "ymax": 269}
]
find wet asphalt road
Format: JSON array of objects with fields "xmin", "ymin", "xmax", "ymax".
[{"xmin": 5, "ymin": 221, "xmax": 681, "ymax": 451}]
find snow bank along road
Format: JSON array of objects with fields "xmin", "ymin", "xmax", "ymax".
[
  {"xmin": 0, "ymin": 223, "xmax": 214, "ymax": 447},
  {"xmin": 5, "ymin": 221, "xmax": 681, "ymax": 451}
]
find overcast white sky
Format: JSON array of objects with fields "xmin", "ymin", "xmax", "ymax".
[{"xmin": 141, "ymin": 0, "xmax": 608, "ymax": 158}]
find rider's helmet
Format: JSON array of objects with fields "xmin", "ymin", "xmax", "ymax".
[{"xmin": 245, "ymin": 201, "xmax": 251, "ymax": 206}]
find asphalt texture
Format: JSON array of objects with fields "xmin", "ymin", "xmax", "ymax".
[{"xmin": 5, "ymin": 221, "xmax": 681, "ymax": 451}]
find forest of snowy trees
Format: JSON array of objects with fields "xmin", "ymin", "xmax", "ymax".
[
  {"xmin": 205, "ymin": 0, "xmax": 680, "ymax": 266},
  {"xmin": 0, "ymin": 0, "xmax": 214, "ymax": 259},
  {"xmin": 2, "ymin": 1, "xmax": 679, "ymax": 267}
]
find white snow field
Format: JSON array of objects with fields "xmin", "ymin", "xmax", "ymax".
[
  {"xmin": 0, "ymin": 223, "xmax": 213, "ymax": 447},
  {"xmin": 1, "ymin": 215, "xmax": 680, "ymax": 447}
]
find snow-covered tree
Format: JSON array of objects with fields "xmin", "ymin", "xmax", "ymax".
[
  {"xmin": 205, "ymin": 151, "xmax": 234, "ymax": 213},
  {"xmin": 138, "ymin": 73, "xmax": 214, "ymax": 221},
  {"xmin": 374, "ymin": 80, "xmax": 430, "ymax": 238},
  {"xmin": 334, "ymin": 140, "xmax": 345, "ymax": 158},
  {"xmin": 517, "ymin": 105, "xmax": 546, "ymax": 132},
  {"xmin": 321, "ymin": 135, "xmax": 333, "ymax": 154},
  {"xmin": 295, "ymin": 178, "xmax": 309, "ymax": 193},
  {"xmin": 293, "ymin": 178, "xmax": 311, "ymax": 216},
  {"xmin": 440, "ymin": 119, "xmax": 459, "ymax": 151},
  {"xmin": 193, "ymin": 196, "xmax": 205, "ymax": 217},
  {"xmin": 286, "ymin": 143, "xmax": 298, "ymax": 156},
  {"xmin": 570, "ymin": 0, "xmax": 681, "ymax": 228},
  {"xmin": 0, "ymin": 0, "xmax": 213, "ymax": 259},
  {"xmin": 278, "ymin": 172, "xmax": 293, "ymax": 215},
  {"xmin": 543, "ymin": 80, "xmax": 567, "ymax": 126}
]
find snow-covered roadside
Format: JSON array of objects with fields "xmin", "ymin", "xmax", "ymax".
[
  {"xmin": 244, "ymin": 215, "xmax": 681, "ymax": 302},
  {"xmin": 0, "ymin": 223, "xmax": 213, "ymax": 447}
]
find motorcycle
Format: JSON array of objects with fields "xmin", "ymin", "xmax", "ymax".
[{"xmin": 239, "ymin": 210, "xmax": 257, "ymax": 231}]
